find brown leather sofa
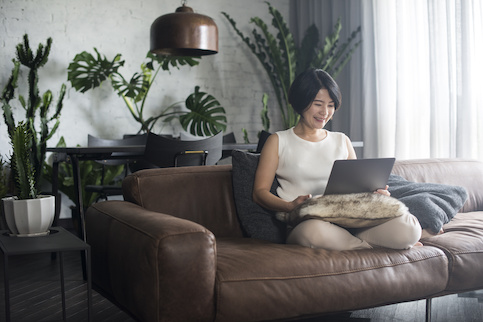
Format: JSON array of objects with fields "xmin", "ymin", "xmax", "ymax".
[{"xmin": 86, "ymin": 158, "xmax": 483, "ymax": 321}]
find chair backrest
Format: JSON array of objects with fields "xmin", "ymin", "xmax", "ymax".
[
  {"xmin": 143, "ymin": 131, "xmax": 223, "ymax": 168},
  {"xmin": 256, "ymin": 130, "xmax": 271, "ymax": 153},
  {"xmin": 87, "ymin": 134, "xmax": 148, "ymax": 166},
  {"xmin": 221, "ymin": 132, "xmax": 236, "ymax": 159}
]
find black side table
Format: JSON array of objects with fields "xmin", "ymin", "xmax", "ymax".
[{"xmin": 0, "ymin": 227, "xmax": 92, "ymax": 322}]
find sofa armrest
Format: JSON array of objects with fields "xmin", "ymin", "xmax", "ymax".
[{"xmin": 86, "ymin": 200, "xmax": 216, "ymax": 322}]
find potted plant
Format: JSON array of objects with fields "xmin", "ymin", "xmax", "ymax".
[
  {"xmin": 0, "ymin": 156, "xmax": 11, "ymax": 230},
  {"xmin": 2, "ymin": 122, "xmax": 55, "ymax": 236},
  {"xmin": 222, "ymin": 2, "xmax": 361, "ymax": 135},
  {"xmin": 67, "ymin": 49, "xmax": 226, "ymax": 136},
  {"xmin": 1, "ymin": 34, "xmax": 66, "ymax": 192}
]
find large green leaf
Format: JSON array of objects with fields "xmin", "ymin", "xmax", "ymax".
[
  {"xmin": 67, "ymin": 48, "xmax": 124, "ymax": 93},
  {"xmin": 111, "ymin": 72, "xmax": 148, "ymax": 101},
  {"xmin": 180, "ymin": 86, "xmax": 227, "ymax": 136},
  {"xmin": 297, "ymin": 24, "xmax": 319, "ymax": 75},
  {"xmin": 147, "ymin": 51, "xmax": 201, "ymax": 71}
]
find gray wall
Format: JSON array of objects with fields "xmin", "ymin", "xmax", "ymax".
[
  {"xmin": 1, "ymin": 0, "xmax": 289, "ymax": 217},
  {"xmin": 1, "ymin": 0, "xmax": 289, "ymax": 147}
]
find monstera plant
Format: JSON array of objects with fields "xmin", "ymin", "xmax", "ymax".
[
  {"xmin": 222, "ymin": 2, "xmax": 361, "ymax": 130},
  {"xmin": 67, "ymin": 49, "xmax": 226, "ymax": 136}
]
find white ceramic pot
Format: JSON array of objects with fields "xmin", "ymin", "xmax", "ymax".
[{"xmin": 2, "ymin": 195, "xmax": 55, "ymax": 236}]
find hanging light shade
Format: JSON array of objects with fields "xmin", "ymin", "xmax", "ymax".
[{"xmin": 150, "ymin": 3, "xmax": 218, "ymax": 56}]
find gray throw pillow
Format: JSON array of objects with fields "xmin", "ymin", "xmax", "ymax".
[
  {"xmin": 231, "ymin": 150, "xmax": 286, "ymax": 243},
  {"xmin": 388, "ymin": 174, "xmax": 468, "ymax": 234}
]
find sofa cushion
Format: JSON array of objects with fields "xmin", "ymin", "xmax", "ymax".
[
  {"xmin": 231, "ymin": 150, "xmax": 286, "ymax": 243},
  {"xmin": 276, "ymin": 192, "xmax": 409, "ymax": 228},
  {"xmin": 421, "ymin": 211, "xmax": 483, "ymax": 292},
  {"xmin": 215, "ymin": 237, "xmax": 448, "ymax": 321},
  {"xmin": 388, "ymin": 174, "xmax": 468, "ymax": 233}
]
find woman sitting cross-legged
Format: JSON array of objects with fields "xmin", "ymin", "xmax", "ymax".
[{"xmin": 252, "ymin": 68, "xmax": 422, "ymax": 250}]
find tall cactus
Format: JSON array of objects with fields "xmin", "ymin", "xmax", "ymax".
[
  {"xmin": 10, "ymin": 122, "xmax": 37, "ymax": 199},
  {"xmin": 1, "ymin": 34, "xmax": 66, "ymax": 190}
]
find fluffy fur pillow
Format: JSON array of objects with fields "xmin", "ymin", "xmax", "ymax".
[{"xmin": 276, "ymin": 193, "xmax": 411, "ymax": 228}]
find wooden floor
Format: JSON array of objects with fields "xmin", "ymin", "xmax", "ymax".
[
  {"xmin": 0, "ymin": 251, "xmax": 136, "ymax": 322},
  {"xmin": 0, "ymin": 234, "xmax": 482, "ymax": 321}
]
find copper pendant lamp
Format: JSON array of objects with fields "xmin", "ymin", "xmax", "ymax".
[{"xmin": 150, "ymin": 1, "xmax": 218, "ymax": 56}]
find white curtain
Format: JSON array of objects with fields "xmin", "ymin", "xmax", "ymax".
[{"xmin": 291, "ymin": 0, "xmax": 483, "ymax": 160}]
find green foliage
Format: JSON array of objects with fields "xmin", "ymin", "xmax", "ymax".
[
  {"xmin": 260, "ymin": 93, "xmax": 270, "ymax": 132},
  {"xmin": 43, "ymin": 137, "xmax": 124, "ymax": 208},
  {"xmin": 180, "ymin": 86, "xmax": 227, "ymax": 136},
  {"xmin": 68, "ymin": 49, "xmax": 226, "ymax": 136},
  {"xmin": 1, "ymin": 34, "xmax": 66, "ymax": 191},
  {"xmin": 9, "ymin": 122, "xmax": 37, "ymax": 200},
  {"xmin": 0, "ymin": 156, "xmax": 8, "ymax": 199},
  {"xmin": 242, "ymin": 128, "xmax": 250, "ymax": 144},
  {"xmin": 222, "ymin": 2, "xmax": 361, "ymax": 130}
]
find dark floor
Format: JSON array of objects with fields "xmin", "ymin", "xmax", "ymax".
[
  {"xmin": 0, "ymin": 228, "xmax": 482, "ymax": 322},
  {"xmin": 0, "ymin": 250, "xmax": 136, "ymax": 322}
]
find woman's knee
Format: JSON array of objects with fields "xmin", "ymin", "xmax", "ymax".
[
  {"xmin": 355, "ymin": 213, "xmax": 422, "ymax": 249},
  {"xmin": 385, "ymin": 214, "xmax": 422, "ymax": 249}
]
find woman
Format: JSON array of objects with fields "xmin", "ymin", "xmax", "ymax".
[{"xmin": 253, "ymin": 68, "xmax": 422, "ymax": 250}]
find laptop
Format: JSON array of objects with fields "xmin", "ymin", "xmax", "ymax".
[{"xmin": 323, "ymin": 158, "xmax": 396, "ymax": 195}]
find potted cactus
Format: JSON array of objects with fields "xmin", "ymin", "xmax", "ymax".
[{"xmin": 2, "ymin": 122, "xmax": 55, "ymax": 236}]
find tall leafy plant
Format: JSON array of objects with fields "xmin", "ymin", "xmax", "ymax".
[
  {"xmin": 222, "ymin": 2, "xmax": 361, "ymax": 130},
  {"xmin": 1, "ymin": 34, "xmax": 66, "ymax": 190},
  {"xmin": 68, "ymin": 49, "xmax": 226, "ymax": 136},
  {"xmin": 9, "ymin": 122, "xmax": 37, "ymax": 200},
  {"xmin": 0, "ymin": 156, "xmax": 9, "ymax": 199}
]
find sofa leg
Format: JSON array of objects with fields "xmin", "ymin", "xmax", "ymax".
[{"xmin": 425, "ymin": 298, "xmax": 432, "ymax": 322}]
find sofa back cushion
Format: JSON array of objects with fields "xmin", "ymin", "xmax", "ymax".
[
  {"xmin": 122, "ymin": 165, "xmax": 244, "ymax": 238},
  {"xmin": 392, "ymin": 159, "xmax": 483, "ymax": 212}
]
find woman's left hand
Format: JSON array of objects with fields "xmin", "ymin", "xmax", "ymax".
[{"xmin": 375, "ymin": 185, "xmax": 391, "ymax": 196}]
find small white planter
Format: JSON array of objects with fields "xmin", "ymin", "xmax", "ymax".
[{"xmin": 2, "ymin": 195, "xmax": 55, "ymax": 236}]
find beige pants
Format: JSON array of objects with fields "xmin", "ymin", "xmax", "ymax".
[{"xmin": 286, "ymin": 213, "xmax": 422, "ymax": 250}]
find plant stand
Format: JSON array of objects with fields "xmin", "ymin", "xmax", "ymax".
[{"xmin": 0, "ymin": 227, "xmax": 91, "ymax": 322}]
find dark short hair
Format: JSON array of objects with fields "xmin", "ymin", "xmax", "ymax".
[{"xmin": 288, "ymin": 68, "xmax": 341, "ymax": 115}]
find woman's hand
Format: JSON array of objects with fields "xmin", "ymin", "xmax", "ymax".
[
  {"xmin": 374, "ymin": 185, "xmax": 391, "ymax": 196},
  {"xmin": 288, "ymin": 194, "xmax": 312, "ymax": 212}
]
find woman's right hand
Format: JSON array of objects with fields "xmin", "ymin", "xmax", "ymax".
[{"xmin": 289, "ymin": 194, "xmax": 312, "ymax": 212}]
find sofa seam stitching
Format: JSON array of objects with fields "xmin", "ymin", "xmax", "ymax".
[{"xmin": 218, "ymin": 253, "xmax": 446, "ymax": 283}]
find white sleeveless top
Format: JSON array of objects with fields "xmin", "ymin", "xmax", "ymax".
[{"xmin": 275, "ymin": 128, "xmax": 349, "ymax": 201}]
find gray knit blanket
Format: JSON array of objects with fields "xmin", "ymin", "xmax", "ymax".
[{"xmin": 388, "ymin": 174, "xmax": 468, "ymax": 233}]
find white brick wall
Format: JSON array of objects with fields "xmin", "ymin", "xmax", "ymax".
[{"xmin": 1, "ymin": 0, "xmax": 289, "ymax": 217}]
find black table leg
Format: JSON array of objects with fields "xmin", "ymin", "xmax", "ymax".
[
  {"xmin": 70, "ymin": 156, "xmax": 88, "ymax": 280},
  {"xmin": 70, "ymin": 155, "xmax": 85, "ymax": 242},
  {"xmin": 86, "ymin": 247, "xmax": 92, "ymax": 322},
  {"xmin": 59, "ymin": 251, "xmax": 67, "ymax": 321},
  {"xmin": 3, "ymin": 252, "xmax": 10, "ymax": 322}
]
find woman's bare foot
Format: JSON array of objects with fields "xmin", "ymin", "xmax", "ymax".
[{"xmin": 421, "ymin": 228, "xmax": 445, "ymax": 239}]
